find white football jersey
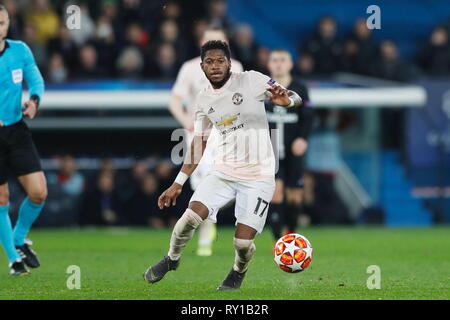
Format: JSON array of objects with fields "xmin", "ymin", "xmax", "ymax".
[{"xmin": 194, "ymin": 71, "xmax": 281, "ymax": 180}]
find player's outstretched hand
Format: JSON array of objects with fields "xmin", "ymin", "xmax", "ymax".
[
  {"xmin": 22, "ymin": 100, "xmax": 38, "ymax": 120},
  {"xmin": 267, "ymin": 85, "xmax": 291, "ymax": 107},
  {"xmin": 158, "ymin": 183, "xmax": 183, "ymax": 210}
]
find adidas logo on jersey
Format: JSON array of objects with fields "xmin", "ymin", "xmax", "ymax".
[{"xmin": 208, "ymin": 107, "xmax": 216, "ymax": 114}]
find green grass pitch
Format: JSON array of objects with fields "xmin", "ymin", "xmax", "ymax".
[{"xmin": 0, "ymin": 227, "xmax": 449, "ymax": 300}]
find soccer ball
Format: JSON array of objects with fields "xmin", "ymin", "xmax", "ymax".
[{"xmin": 274, "ymin": 233, "xmax": 313, "ymax": 273}]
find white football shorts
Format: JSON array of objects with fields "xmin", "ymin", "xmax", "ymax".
[{"xmin": 189, "ymin": 171, "xmax": 276, "ymax": 234}]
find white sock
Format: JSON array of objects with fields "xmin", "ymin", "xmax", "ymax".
[
  {"xmin": 168, "ymin": 209, "xmax": 203, "ymax": 261},
  {"xmin": 198, "ymin": 220, "xmax": 215, "ymax": 246},
  {"xmin": 233, "ymin": 238, "xmax": 256, "ymax": 273}
]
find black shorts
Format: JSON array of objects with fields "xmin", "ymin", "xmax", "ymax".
[
  {"xmin": 276, "ymin": 154, "xmax": 305, "ymax": 188},
  {"xmin": 0, "ymin": 120, "xmax": 42, "ymax": 185}
]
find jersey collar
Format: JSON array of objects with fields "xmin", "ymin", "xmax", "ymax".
[{"xmin": 209, "ymin": 72, "xmax": 234, "ymax": 95}]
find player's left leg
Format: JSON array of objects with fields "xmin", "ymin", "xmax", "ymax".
[
  {"xmin": 14, "ymin": 172, "xmax": 47, "ymax": 268},
  {"xmin": 218, "ymin": 223, "xmax": 257, "ymax": 291},
  {"xmin": 218, "ymin": 176, "xmax": 275, "ymax": 291}
]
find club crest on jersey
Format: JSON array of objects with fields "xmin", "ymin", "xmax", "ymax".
[{"xmin": 232, "ymin": 93, "xmax": 244, "ymax": 105}]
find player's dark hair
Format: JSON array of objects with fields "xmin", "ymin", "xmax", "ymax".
[
  {"xmin": 0, "ymin": 4, "xmax": 6, "ymax": 12},
  {"xmin": 201, "ymin": 40, "xmax": 231, "ymax": 61}
]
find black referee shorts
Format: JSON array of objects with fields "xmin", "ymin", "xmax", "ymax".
[
  {"xmin": 0, "ymin": 120, "xmax": 42, "ymax": 185},
  {"xmin": 276, "ymin": 154, "xmax": 305, "ymax": 188}
]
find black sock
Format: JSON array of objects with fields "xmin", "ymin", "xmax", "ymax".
[
  {"xmin": 285, "ymin": 204, "xmax": 300, "ymax": 233},
  {"xmin": 268, "ymin": 203, "xmax": 284, "ymax": 240}
]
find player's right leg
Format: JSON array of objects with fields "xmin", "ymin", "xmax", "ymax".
[
  {"xmin": 144, "ymin": 202, "xmax": 207, "ymax": 284},
  {"xmin": 144, "ymin": 171, "xmax": 235, "ymax": 284},
  {"xmin": 0, "ymin": 183, "xmax": 29, "ymax": 276}
]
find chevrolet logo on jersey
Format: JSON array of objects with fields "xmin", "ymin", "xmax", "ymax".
[{"xmin": 216, "ymin": 114, "xmax": 240, "ymax": 127}]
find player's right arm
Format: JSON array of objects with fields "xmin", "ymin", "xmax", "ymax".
[{"xmin": 158, "ymin": 100, "xmax": 213, "ymax": 210}]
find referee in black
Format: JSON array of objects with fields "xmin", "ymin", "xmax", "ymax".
[
  {"xmin": 265, "ymin": 49, "xmax": 314, "ymax": 240},
  {"xmin": 0, "ymin": 5, "xmax": 47, "ymax": 275}
]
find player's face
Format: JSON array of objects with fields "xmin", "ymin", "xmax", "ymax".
[
  {"xmin": 0, "ymin": 11, "xmax": 10, "ymax": 41},
  {"xmin": 201, "ymin": 49, "xmax": 231, "ymax": 86},
  {"xmin": 268, "ymin": 52, "xmax": 293, "ymax": 78}
]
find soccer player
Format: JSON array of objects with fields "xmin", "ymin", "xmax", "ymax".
[
  {"xmin": 144, "ymin": 41, "xmax": 303, "ymax": 290},
  {"xmin": 266, "ymin": 50, "xmax": 314, "ymax": 240},
  {"xmin": 0, "ymin": 5, "xmax": 47, "ymax": 276},
  {"xmin": 170, "ymin": 27, "xmax": 243, "ymax": 257}
]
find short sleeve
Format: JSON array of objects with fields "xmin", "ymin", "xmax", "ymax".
[
  {"xmin": 194, "ymin": 109, "xmax": 213, "ymax": 137},
  {"xmin": 171, "ymin": 63, "xmax": 190, "ymax": 100},
  {"xmin": 248, "ymin": 70, "xmax": 283, "ymax": 101},
  {"xmin": 193, "ymin": 94, "xmax": 213, "ymax": 137}
]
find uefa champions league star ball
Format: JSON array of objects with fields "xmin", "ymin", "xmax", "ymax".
[{"xmin": 274, "ymin": 233, "xmax": 313, "ymax": 273}]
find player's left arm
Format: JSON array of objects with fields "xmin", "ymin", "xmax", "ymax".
[
  {"xmin": 266, "ymin": 85, "xmax": 302, "ymax": 108},
  {"xmin": 22, "ymin": 43, "xmax": 45, "ymax": 120}
]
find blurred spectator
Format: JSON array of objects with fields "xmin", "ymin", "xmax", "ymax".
[
  {"xmin": 73, "ymin": 44, "xmax": 108, "ymax": 79},
  {"xmin": 192, "ymin": 19, "xmax": 209, "ymax": 45},
  {"xmin": 231, "ymin": 24, "xmax": 258, "ymax": 70},
  {"xmin": 300, "ymin": 16, "xmax": 342, "ymax": 75},
  {"xmin": 159, "ymin": 0, "xmax": 183, "ymax": 28},
  {"xmin": 119, "ymin": 0, "xmax": 146, "ymax": 28},
  {"xmin": 371, "ymin": 40, "xmax": 413, "ymax": 82},
  {"xmin": 207, "ymin": 0, "xmax": 231, "ymax": 30},
  {"xmin": 254, "ymin": 47, "xmax": 270, "ymax": 74},
  {"xmin": 68, "ymin": 3, "xmax": 95, "ymax": 46},
  {"xmin": 145, "ymin": 42, "xmax": 179, "ymax": 79},
  {"xmin": 125, "ymin": 173, "xmax": 163, "ymax": 228},
  {"xmin": 47, "ymin": 53, "xmax": 68, "ymax": 83},
  {"xmin": 295, "ymin": 53, "xmax": 316, "ymax": 78},
  {"xmin": 116, "ymin": 46, "xmax": 144, "ymax": 79},
  {"xmin": 3, "ymin": 0, "xmax": 22, "ymax": 39},
  {"xmin": 81, "ymin": 172, "xmax": 122, "ymax": 226},
  {"xmin": 346, "ymin": 18, "xmax": 378, "ymax": 75},
  {"xmin": 151, "ymin": 18, "xmax": 188, "ymax": 62},
  {"xmin": 155, "ymin": 160, "xmax": 175, "ymax": 191},
  {"xmin": 339, "ymin": 38, "xmax": 360, "ymax": 74},
  {"xmin": 52, "ymin": 155, "xmax": 85, "ymax": 197},
  {"xmin": 26, "ymin": 0, "xmax": 59, "ymax": 45},
  {"xmin": 22, "ymin": 23, "xmax": 47, "ymax": 68},
  {"xmin": 47, "ymin": 24, "xmax": 79, "ymax": 72},
  {"xmin": 416, "ymin": 26, "xmax": 450, "ymax": 75}
]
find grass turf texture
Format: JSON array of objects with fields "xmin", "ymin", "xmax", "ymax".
[{"xmin": 0, "ymin": 227, "xmax": 449, "ymax": 300}]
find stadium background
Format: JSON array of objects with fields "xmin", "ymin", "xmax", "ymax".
[{"xmin": 2, "ymin": 0, "xmax": 450, "ymax": 229}]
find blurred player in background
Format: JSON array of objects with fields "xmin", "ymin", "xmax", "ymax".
[
  {"xmin": 0, "ymin": 5, "xmax": 47, "ymax": 276},
  {"xmin": 169, "ymin": 27, "xmax": 243, "ymax": 257},
  {"xmin": 144, "ymin": 40, "xmax": 303, "ymax": 290},
  {"xmin": 266, "ymin": 50, "xmax": 313, "ymax": 240}
]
